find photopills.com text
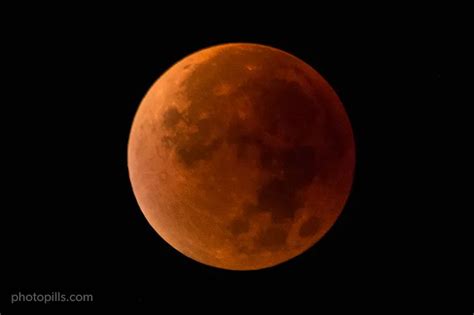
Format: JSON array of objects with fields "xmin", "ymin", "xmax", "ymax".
[{"xmin": 11, "ymin": 292, "xmax": 93, "ymax": 304}]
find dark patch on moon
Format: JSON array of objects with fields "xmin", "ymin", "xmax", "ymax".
[
  {"xmin": 256, "ymin": 178, "xmax": 303, "ymax": 223},
  {"xmin": 221, "ymin": 78, "xmax": 321, "ymax": 225},
  {"xmin": 226, "ymin": 119, "xmax": 262, "ymax": 159},
  {"xmin": 229, "ymin": 218, "xmax": 250, "ymax": 236},
  {"xmin": 177, "ymin": 138, "xmax": 222, "ymax": 167},
  {"xmin": 162, "ymin": 107, "xmax": 182, "ymax": 129},
  {"xmin": 257, "ymin": 227, "xmax": 288, "ymax": 250},
  {"xmin": 281, "ymin": 146, "xmax": 318, "ymax": 188},
  {"xmin": 243, "ymin": 145, "xmax": 317, "ymax": 223},
  {"xmin": 243, "ymin": 202, "xmax": 259, "ymax": 215},
  {"xmin": 299, "ymin": 216, "xmax": 320, "ymax": 237},
  {"xmin": 161, "ymin": 49, "xmax": 324, "ymax": 229},
  {"xmin": 254, "ymin": 80, "xmax": 320, "ymax": 144},
  {"xmin": 161, "ymin": 104, "xmax": 223, "ymax": 167}
]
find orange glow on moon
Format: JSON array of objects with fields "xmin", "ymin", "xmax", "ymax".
[{"xmin": 128, "ymin": 43, "xmax": 355, "ymax": 270}]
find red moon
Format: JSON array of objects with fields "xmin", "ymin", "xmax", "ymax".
[{"xmin": 128, "ymin": 43, "xmax": 355, "ymax": 270}]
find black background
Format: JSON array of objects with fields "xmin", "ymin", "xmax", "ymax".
[{"xmin": 1, "ymin": 9, "xmax": 466, "ymax": 312}]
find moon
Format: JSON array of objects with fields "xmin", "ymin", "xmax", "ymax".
[{"xmin": 128, "ymin": 43, "xmax": 355, "ymax": 270}]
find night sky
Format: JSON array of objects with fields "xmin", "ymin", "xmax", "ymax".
[{"xmin": 1, "ymin": 10, "xmax": 463, "ymax": 312}]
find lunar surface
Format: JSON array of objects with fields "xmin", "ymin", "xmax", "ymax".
[{"xmin": 128, "ymin": 43, "xmax": 355, "ymax": 270}]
